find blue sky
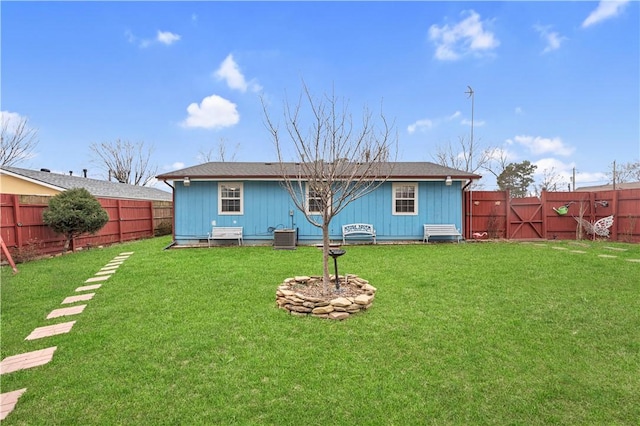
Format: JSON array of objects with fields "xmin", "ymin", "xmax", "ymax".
[{"xmin": 2, "ymin": 1, "xmax": 638, "ymax": 190}]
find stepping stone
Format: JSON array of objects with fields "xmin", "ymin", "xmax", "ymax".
[
  {"xmin": 107, "ymin": 260, "xmax": 125, "ymax": 265},
  {"xmin": 626, "ymin": 259, "xmax": 640, "ymax": 263},
  {"xmin": 551, "ymin": 246, "xmax": 568, "ymax": 250},
  {"xmin": 85, "ymin": 276, "xmax": 110, "ymax": 283},
  {"xmin": 47, "ymin": 305, "xmax": 86, "ymax": 319},
  {"xmin": 570, "ymin": 250, "xmax": 586, "ymax": 254},
  {"xmin": 95, "ymin": 269, "xmax": 116, "ymax": 276},
  {"xmin": 1, "ymin": 388, "xmax": 27, "ymax": 420},
  {"xmin": 62, "ymin": 293, "xmax": 95, "ymax": 304},
  {"xmin": 532, "ymin": 243, "xmax": 547, "ymax": 247},
  {"xmin": 604, "ymin": 246, "xmax": 627, "ymax": 251},
  {"xmin": 113, "ymin": 256, "xmax": 129, "ymax": 260},
  {"xmin": 120, "ymin": 252, "xmax": 134, "ymax": 255},
  {"xmin": 25, "ymin": 321, "xmax": 76, "ymax": 340},
  {"xmin": 100, "ymin": 265, "xmax": 120, "ymax": 271},
  {"xmin": 569, "ymin": 242, "xmax": 590, "ymax": 247},
  {"xmin": 0, "ymin": 347, "xmax": 57, "ymax": 375},
  {"xmin": 76, "ymin": 284, "xmax": 101, "ymax": 292},
  {"xmin": 598, "ymin": 254, "xmax": 617, "ymax": 259}
]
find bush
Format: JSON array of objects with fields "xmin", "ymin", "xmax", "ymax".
[{"xmin": 42, "ymin": 188, "xmax": 109, "ymax": 252}]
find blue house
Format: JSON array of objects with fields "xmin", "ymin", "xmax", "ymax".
[{"xmin": 156, "ymin": 162, "xmax": 480, "ymax": 246}]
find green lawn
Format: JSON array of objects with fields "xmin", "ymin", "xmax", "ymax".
[{"xmin": 1, "ymin": 238, "xmax": 639, "ymax": 425}]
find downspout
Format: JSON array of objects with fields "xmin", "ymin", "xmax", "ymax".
[
  {"xmin": 162, "ymin": 180, "xmax": 177, "ymax": 247},
  {"xmin": 462, "ymin": 179, "xmax": 474, "ymax": 239}
]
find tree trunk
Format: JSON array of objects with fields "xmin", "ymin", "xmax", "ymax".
[{"xmin": 322, "ymin": 222, "xmax": 331, "ymax": 292}]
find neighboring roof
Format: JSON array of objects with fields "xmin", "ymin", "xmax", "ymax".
[
  {"xmin": 156, "ymin": 161, "xmax": 482, "ymax": 181},
  {"xmin": 575, "ymin": 181, "xmax": 640, "ymax": 191},
  {"xmin": 1, "ymin": 166, "xmax": 172, "ymax": 201}
]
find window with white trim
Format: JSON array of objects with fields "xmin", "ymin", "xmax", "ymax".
[
  {"xmin": 218, "ymin": 182, "xmax": 243, "ymax": 215},
  {"xmin": 306, "ymin": 184, "xmax": 325, "ymax": 215},
  {"xmin": 392, "ymin": 183, "xmax": 418, "ymax": 215}
]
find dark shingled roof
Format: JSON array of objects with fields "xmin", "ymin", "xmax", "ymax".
[
  {"xmin": 2, "ymin": 166, "xmax": 172, "ymax": 201},
  {"xmin": 156, "ymin": 162, "xmax": 481, "ymax": 181}
]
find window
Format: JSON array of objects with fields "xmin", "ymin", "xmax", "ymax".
[
  {"xmin": 392, "ymin": 183, "xmax": 418, "ymax": 215},
  {"xmin": 306, "ymin": 184, "xmax": 325, "ymax": 215},
  {"xmin": 219, "ymin": 182, "xmax": 243, "ymax": 215}
]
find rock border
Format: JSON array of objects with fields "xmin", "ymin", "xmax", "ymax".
[{"xmin": 276, "ymin": 275, "xmax": 376, "ymax": 320}]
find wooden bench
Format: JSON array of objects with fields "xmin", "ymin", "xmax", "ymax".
[
  {"xmin": 208, "ymin": 227, "xmax": 243, "ymax": 246},
  {"xmin": 342, "ymin": 223, "xmax": 376, "ymax": 244},
  {"xmin": 423, "ymin": 224, "xmax": 462, "ymax": 243}
]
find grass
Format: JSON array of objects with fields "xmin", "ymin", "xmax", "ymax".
[{"xmin": 1, "ymin": 237, "xmax": 639, "ymax": 425}]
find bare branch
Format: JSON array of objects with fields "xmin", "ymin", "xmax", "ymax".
[
  {"xmin": 263, "ymin": 83, "xmax": 397, "ymax": 290},
  {"xmin": 0, "ymin": 112, "xmax": 39, "ymax": 166},
  {"xmin": 90, "ymin": 139, "xmax": 157, "ymax": 186}
]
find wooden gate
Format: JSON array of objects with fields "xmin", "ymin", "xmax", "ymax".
[{"xmin": 507, "ymin": 196, "xmax": 545, "ymax": 239}]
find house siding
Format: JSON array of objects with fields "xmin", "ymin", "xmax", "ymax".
[{"xmin": 173, "ymin": 180, "xmax": 463, "ymax": 245}]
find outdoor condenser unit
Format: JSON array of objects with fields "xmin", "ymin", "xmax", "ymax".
[{"xmin": 273, "ymin": 229, "xmax": 296, "ymax": 250}]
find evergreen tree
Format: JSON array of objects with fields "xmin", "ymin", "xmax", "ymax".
[
  {"xmin": 497, "ymin": 160, "xmax": 537, "ymax": 197},
  {"xmin": 42, "ymin": 188, "xmax": 109, "ymax": 252}
]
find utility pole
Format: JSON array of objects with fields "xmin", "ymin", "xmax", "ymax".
[
  {"xmin": 612, "ymin": 160, "xmax": 616, "ymax": 190},
  {"xmin": 572, "ymin": 167, "xmax": 576, "ymax": 191},
  {"xmin": 465, "ymin": 86, "xmax": 475, "ymax": 173}
]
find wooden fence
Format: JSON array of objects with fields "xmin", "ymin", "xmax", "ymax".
[
  {"xmin": 464, "ymin": 189, "xmax": 640, "ymax": 242},
  {"xmin": 0, "ymin": 194, "xmax": 172, "ymax": 260}
]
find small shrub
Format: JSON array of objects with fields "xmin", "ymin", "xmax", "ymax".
[
  {"xmin": 154, "ymin": 221, "xmax": 173, "ymax": 237},
  {"xmin": 10, "ymin": 239, "xmax": 43, "ymax": 263}
]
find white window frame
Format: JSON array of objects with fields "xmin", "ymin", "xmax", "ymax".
[
  {"xmin": 306, "ymin": 183, "xmax": 330, "ymax": 215},
  {"xmin": 218, "ymin": 182, "xmax": 244, "ymax": 215},
  {"xmin": 392, "ymin": 182, "xmax": 418, "ymax": 215}
]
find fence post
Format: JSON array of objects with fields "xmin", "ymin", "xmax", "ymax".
[
  {"xmin": 505, "ymin": 190, "xmax": 511, "ymax": 239},
  {"xmin": 12, "ymin": 194, "xmax": 23, "ymax": 249},
  {"xmin": 541, "ymin": 190, "xmax": 547, "ymax": 239},
  {"xmin": 148, "ymin": 201, "xmax": 154, "ymax": 237},
  {"xmin": 612, "ymin": 190, "xmax": 619, "ymax": 241},
  {"xmin": 117, "ymin": 199, "xmax": 124, "ymax": 243}
]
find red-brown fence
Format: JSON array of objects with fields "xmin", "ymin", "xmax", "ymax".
[
  {"xmin": 464, "ymin": 189, "xmax": 640, "ymax": 242},
  {"xmin": 1, "ymin": 194, "xmax": 173, "ymax": 260}
]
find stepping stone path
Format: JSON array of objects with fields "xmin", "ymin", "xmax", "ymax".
[
  {"xmin": 25, "ymin": 321, "xmax": 76, "ymax": 341},
  {"xmin": 0, "ymin": 347, "xmax": 57, "ymax": 375},
  {"xmin": 1, "ymin": 388, "xmax": 27, "ymax": 421},
  {"xmin": 0, "ymin": 252, "xmax": 133, "ymax": 421},
  {"xmin": 525, "ymin": 242, "xmax": 639, "ymax": 264},
  {"xmin": 47, "ymin": 304, "xmax": 87, "ymax": 319},
  {"xmin": 62, "ymin": 293, "xmax": 95, "ymax": 304}
]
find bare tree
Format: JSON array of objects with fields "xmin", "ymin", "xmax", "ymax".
[
  {"xmin": 263, "ymin": 85, "xmax": 397, "ymax": 291},
  {"xmin": 0, "ymin": 112, "xmax": 39, "ymax": 166},
  {"xmin": 607, "ymin": 160, "xmax": 640, "ymax": 185},
  {"xmin": 198, "ymin": 137, "xmax": 240, "ymax": 162},
  {"xmin": 533, "ymin": 167, "xmax": 567, "ymax": 196},
  {"xmin": 90, "ymin": 139, "xmax": 157, "ymax": 186},
  {"xmin": 431, "ymin": 136, "xmax": 495, "ymax": 189}
]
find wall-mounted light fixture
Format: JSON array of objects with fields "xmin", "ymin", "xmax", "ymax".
[
  {"xmin": 183, "ymin": 177, "xmax": 190, "ymax": 187},
  {"xmin": 445, "ymin": 176, "xmax": 453, "ymax": 186}
]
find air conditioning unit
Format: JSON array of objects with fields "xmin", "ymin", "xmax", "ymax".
[{"xmin": 273, "ymin": 229, "xmax": 296, "ymax": 250}]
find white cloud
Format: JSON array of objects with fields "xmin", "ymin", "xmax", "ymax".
[
  {"xmin": 0, "ymin": 110, "xmax": 24, "ymax": 133},
  {"xmin": 534, "ymin": 25, "xmax": 566, "ymax": 54},
  {"xmin": 181, "ymin": 95, "xmax": 239, "ymax": 129},
  {"xmin": 407, "ymin": 118, "xmax": 433, "ymax": 134},
  {"xmin": 508, "ymin": 135, "xmax": 575, "ymax": 156},
  {"xmin": 447, "ymin": 111, "xmax": 461, "ymax": 120},
  {"xmin": 461, "ymin": 118, "xmax": 486, "ymax": 127},
  {"xmin": 582, "ymin": 0, "xmax": 630, "ymax": 28},
  {"xmin": 214, "ymin": 54, "xmax": 262, "ymax": 93},
  {"xmin": 170, "ymin": 162, "xmax": 185, "ymax": 170},
  {"xmin": 515, "ymin": 107, "xmax": 524, "ymax": 115},
  {"xmin": 428, "ymin": 10, "xmax": 499, "ymax": 61},
  {"xmin": 157, "ymin": 31, "xmax": 181, "ymax": 45},
  {"xmin": 125, "ymin": 30, "xmax": 181, "ymax": 48},
  {"xmin": 533, "ymin": 158, "xmax": 574, "ymax": 175}
]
